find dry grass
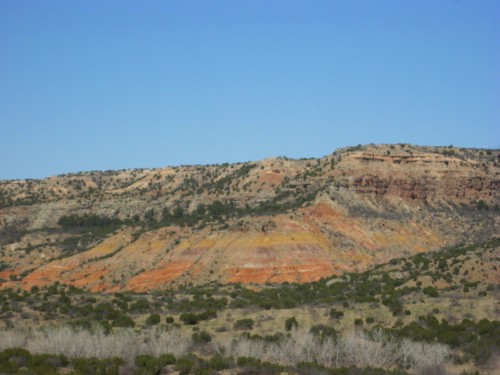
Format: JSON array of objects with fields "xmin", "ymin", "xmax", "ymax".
[
  {"xmin": 0, "ymin": 325, "xmax": 451, "ymax": 373},
  {"xmin": 0, "ymin": 325, "xmax": 189, "ymax": 359},
  {"xmin": 0, "ymin": 326, "xmax": 449, "ymax": 370},
  {"xmin": 214, "ymin": 328, "xmax": 450, "ymax": 372}
]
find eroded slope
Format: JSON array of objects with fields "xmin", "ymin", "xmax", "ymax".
[{"xmin": 1, "ymin": 144, "xmax": 498, "ymax": 291}]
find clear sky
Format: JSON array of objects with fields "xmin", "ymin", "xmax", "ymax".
[{"xmin": 1, "ymin": 0, "xmax": 498, "ymax": 180}]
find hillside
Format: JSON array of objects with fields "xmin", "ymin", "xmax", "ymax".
[
  {"xmin": 0, "ymin": 238, "xmax": 498, "ymax": 374},
  {"xmin": 0, "ymin": 144, "xmax": 498, "ymax": 291}
]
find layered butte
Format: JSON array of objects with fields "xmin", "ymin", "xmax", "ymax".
[{"xmin": 1, "ymin": 144, "xmax": 498, "ymax": 291}]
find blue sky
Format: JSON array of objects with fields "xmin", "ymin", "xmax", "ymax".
[{"xmin": 1, "ymin": 0, "xmax": 498, "ymax": 180}]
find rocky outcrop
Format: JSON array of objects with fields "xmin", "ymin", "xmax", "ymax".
[
  {"xmin": 0, "ymin": 144, "xmax": 498, "ymax": 291},
  {"xmin": 331, "ymin": 149, "xmax": 497, "ymax": 204}
]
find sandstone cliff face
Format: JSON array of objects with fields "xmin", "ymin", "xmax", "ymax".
[
  {"xmin": 0, "ymin": 144, "xmax": 498, "ymax": 291},
  {"xmin": 330, "ymin": 148, "xmax": 496, "ymax": 204}
]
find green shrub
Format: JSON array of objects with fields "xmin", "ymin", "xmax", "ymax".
[
  {"xmin": 28, "ymin": 353, "xmax": 68, "ymax": 368},
  {"xmin": 180, "ymin": 313, "xmax": 198, "ymax": 325},
  {"xmin": 423, "ymin": 286, "xmax": 439, "ymax": 297},
  {"xmin": 208, "ymin": 355, "xmax": 230, "ymax": 371},
  {"xmin": 135, "ymin": 354, "xmax": 175, "ymax": 375},
  {"xmin": 179, "ymin": 310, "xmax": 216, "ymax": 325},
  {"xmin": 330, "ymin": 308, "xmax": 344, "ymax": 319},
  {"xmin": 234, "ymin": 318, "xmax": 254, "ymax": 330},
  {"xmin": 0, "ymin": 360, "xmax": 18, "ymax": 374},
  {"xmin": 192, "ymin": 330, "xmax": 212, "ymax": 344},
  {"xmin": 145, "ymin": 313, "xmax": 161, "ymax": 326},
  {"xmin": 0, "ymin": 348, "xmax": 31, "ymax": 363},
  {"xmin": 135, "ymin": 355, "xmax": 157, "ymax": 374},
  {"xmin": 130, "ymin": 299, "xmax": 150, "ymax": 312},
  {"xmin": 111, "ymin": 315, "xmax": 135, "ymax": 328},
  {"xmin": 294, "ymin": 361, "xmax": 334, "ymax": 375},
  {"xmin": 175, "ymin": 356, "xmax": 195, "ymax": 375},
  {"xmin": 197, "ymin": 309, "xmax": 217, "ymax": 321},
  {"xmin": 237, "ymin": 356, "xmax": 284, "ymax": 374},
  {"xmin": 0, "ymin": 348, "xmax": 31, "ymax": 374},
  {"xmin": 58, "ymin": 214, "xmax": 123, "ymax": 229},
  {"xmin": 71, "ymin": 357, "xmax": 124, "ymax": 375},
  {"xmin": 382, "ymin": 296, "xmax": 404, "ymax": 315}
]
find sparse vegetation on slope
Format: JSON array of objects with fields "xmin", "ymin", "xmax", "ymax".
[
  {"xmin": 1, "ymin": 144, "xmax": 498, "ymax": 290},
  {"xmin": 0, "ymin": 144, "xmax": 498, "ymax": 373},
  {"xmin": 0, "ymin": 238, "xmax": 498, "ymax": 373}
]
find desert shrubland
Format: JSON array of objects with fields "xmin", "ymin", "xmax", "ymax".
[
  {"xmin": 216, "ymin": 328, "xmax": 449, "ymax": 372},
  {"xmin": 0, "ymin": 325, "xmax": 189, "ymax": 359},
  {"xmin": 0, "ymin": 238, "xmax": 497, "ymax": 374},
  {"xmin": 0, "ymin": 325, "xmax": 450, "ymax": 373}
]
